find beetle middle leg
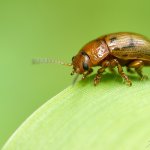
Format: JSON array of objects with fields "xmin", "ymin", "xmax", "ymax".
[
  {"xmin": 127, "ymin": 60, "xmax": 148, "ymax": 80},
  {"xmin": 111, "ymin": 59, "xmax": 132, "ymax": 86},
  {"xmin": 94, "ymin": 60, "xmax": 110, "ymax": 86},
  {"xmin": 109, "ymin": 67, "xmax": 116, "ymax": 74}
]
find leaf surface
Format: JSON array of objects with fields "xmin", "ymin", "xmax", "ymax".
[{"xmin": 2, "ymin": 69, "xmax": 150, "ymax": 150}]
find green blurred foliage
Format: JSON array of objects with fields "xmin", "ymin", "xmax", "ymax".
[{"xmin": 0, "ymin": 0, "xmax": 150, "ymax": 148}]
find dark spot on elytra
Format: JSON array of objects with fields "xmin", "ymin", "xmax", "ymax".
[
  {"xmin": 136, "ymin": 55, "xmax": 142, "ymax": 58},
  {"xmin": 122, "ymin": 54, "xmax": 128, "ymax": 57},
  {"xmin": 114, "ymin": 47, "xmax": 120, "ymax": 50},
  {"xmin": 110, "ymin": 37, "xmax": 117, "ymax": 43},
  {"xmin": 122, "ymin": 38, "xmax": 135, "ymax": 49}
]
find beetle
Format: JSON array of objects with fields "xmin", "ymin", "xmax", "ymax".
[
  {"xmin": 71, "ymin": 32, "xmax": 150, "ymax": 86},
  {"xmin": 33, "ymin": 32, "xmax": 150, "ymax": 86}
]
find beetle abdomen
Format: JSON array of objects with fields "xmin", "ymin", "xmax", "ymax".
[{"xmin": 105, "ymin": 32, "xmax": 150, "ymax": 61}]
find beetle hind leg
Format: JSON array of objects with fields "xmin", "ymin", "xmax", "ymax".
[
  {"xmin": 135, "ymin": 67, "xmax": 148, "ymax": 80},
  {"xmin": 127, "ymin": 60, "xmax": 148, "ymax": 80},
  {"xmin": 126, "ymin": 67, "xmax": 135, "ymax": 74}
]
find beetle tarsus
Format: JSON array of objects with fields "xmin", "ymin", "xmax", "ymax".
[
  {"xmin": 140, "ymin": 75, "xmax": 148, "ymax": 80},
  {"xmin": 125, "ymin": 79, "xmax": 132, "ymax": 86},
  {"xmin": 111, "ymin": 59, "xmax": 132, "ymax": 86},
  {"xmin": 94, "ymin": 75, "xmax": 101, "ymax": 86}
]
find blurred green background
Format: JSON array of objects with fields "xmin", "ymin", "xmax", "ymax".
[{"xmin": 0, "ymin": 0, "xmax": 150, "ymax": 148}]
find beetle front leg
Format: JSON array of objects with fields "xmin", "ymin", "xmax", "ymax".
[
  {"xmin": 111, "ymin": 59, "xmax": 132, "ymax": 86},
  {"xmin": 94, "ymin": 60, "xmax": 110, "ymax": 86},
  {"xmin": 82, "ymin": 68, "xmax": 93, "ymax": 80}
]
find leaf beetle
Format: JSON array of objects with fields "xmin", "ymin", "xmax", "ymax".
[
  {"xmin": 71, "ymin": 32, "xmax": 150, "ymax": 86},
  {"xmin": 33, "ymin": 32, "xmax": 150, "ymax": 86}
]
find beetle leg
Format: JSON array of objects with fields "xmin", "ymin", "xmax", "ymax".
[
  {"xmin": 82, "ymin": 68, "xmax": 93, "ymax": 80},
  {"xmin": 94, "ymin": 60, "xmax": 110, "ymax": 86},
  {"xmin": 127, "ymin": 60, "xmax": 148, "ymax": 80},
  {"xmin": 111, "ymin": 59, "xmax": 132, "ymax": 86},
  {"xmin": 126, "ymin": 67, "xmax": 135, "ymax": 74},
  {"xmin": 109, "ymin": 67, "xmax": 116, "ymax": 74}
]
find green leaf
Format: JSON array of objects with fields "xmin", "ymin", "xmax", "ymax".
[{"xmin": 2, "ymin": 68, "xmax": 150, "ymax": 150}]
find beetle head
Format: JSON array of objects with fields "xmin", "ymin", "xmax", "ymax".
[{"xmin": 71, "ymin": 51, "xmax": 92, "ymax": 75}]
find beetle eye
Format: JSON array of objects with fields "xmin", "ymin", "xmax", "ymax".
[{"xmin": 82, "ymin": 62, "xmax": 89, "ymax": 70}]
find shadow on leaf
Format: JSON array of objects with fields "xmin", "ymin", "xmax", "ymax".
[{"xmin": 78, "ymin": 71, "xmax": 147, "ymax": 87}]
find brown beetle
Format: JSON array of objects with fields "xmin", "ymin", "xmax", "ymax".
[{"xmin": 71, "ymin": 32, "xmax": 150, "ymax": 86}]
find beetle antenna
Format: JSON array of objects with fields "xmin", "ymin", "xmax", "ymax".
[{"xmin": 32, "ymin": 58, "xmax": 72, "ymax": 66}]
